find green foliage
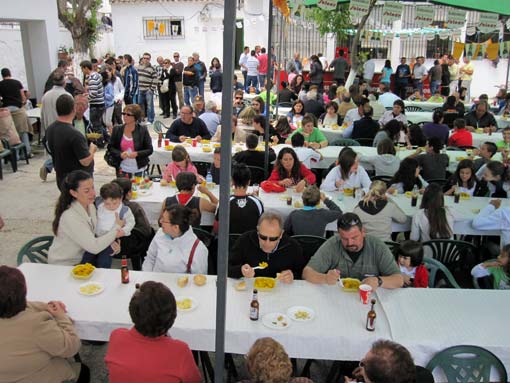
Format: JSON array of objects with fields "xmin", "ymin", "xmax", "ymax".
[
  {"xmin": 87, "ymin": 0, "xmax": 102, "ymax": 49},
  {"xmin": 306, "ymin": 5, "xmax": 352, "ymax": 41}
]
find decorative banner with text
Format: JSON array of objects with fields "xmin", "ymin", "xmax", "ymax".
[
  {"xmin": 318, "ymin": 0, "xmax": 336, "ymax": 11},
  {"xmin": 478, "ymin": 12, "xmax": 499, "ymax": 33},
  {"xmin": 446, "ymin": 8, "xmax": 466, "ymax": 29},
  {"xmin": 382, "ymin": 2, "xmax": 403, "ymax": 23},
  {"xmin": 415, "ymin": 6, "xmax": 434, "ymax": 27},
  {"xmin": 349, "ymin": 0, "xmax": 370, "ymax": 22}
]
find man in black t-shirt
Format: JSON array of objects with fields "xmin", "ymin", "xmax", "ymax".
[
  {"xmin": 46, "ymin": 94, "xmax": 96, "ymax": 190},
  {"xmin": 0, "ymin": 68, "xmax": 25, "ymax": 109},
  {"xmin": 165, "ymin": 105, "xmax": 211, "ymax": 142}
]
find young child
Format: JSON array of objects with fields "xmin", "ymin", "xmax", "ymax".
[
  {"xmin": 471, "ymin": 244, "xmax": 510, "ymax": 289},
  {"xmin": 396, "ymin": 240, "xmax": 429, "ymax": 288},
  {"xmin": 81, "ymin": 182, "xmax": 135, "ymax": 268},
  {"xmin": 210, "ymin": 147, "xmax": 221, "ymax": 184},
  {"xmin": 162, "ymin": 145, "xmax": 204, "ymax": 183}
]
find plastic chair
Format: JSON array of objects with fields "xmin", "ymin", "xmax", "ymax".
[
  {"xmin": 423, "ymin": 239, "xmax": 476, "ymax": 272},
  {"xmin": 459, "ymin": 145, "xmax": 478, "ymax": 150},
  {"xmin": 17, "ymin": 236, "xmax": 54, "ymax": 265},
  {"xmin": 423, "ymin": 257, "xmax": 461, "ymax": 288},
  {"xmin": 247, "ymin": 165, "xmax": 267, "ymax": 185},
  {"xmin": 330, "ymin": 138, "xmax": 360, "ymax": 147},
  {"xmin": 406, "ymin": 106, "xmax": 424, "ymax": 112},
  {"xmin": 0, "ymin": 146, "xmax": 13, "ymax": 180},
  {"xmin": 446, "ymin": 146, "xmax": 464, "ymax": 151},
  {"xmin": 194, "ymin": 161, "xmax": 211, "ymax": 178},
  {"xmin": 291, "ymin": 235, "xmax": 327, "ymax": 264},
  {"xmin": 354, "ymin": 138, "xmax": 374, "ymax": 147},
  {"xmin": 192, "ymin": 227, "xmax": 216, "ymax": 248},
  {"xmin": 152, "ymin": 120, "xmax": 169, "ymax": 134},
  {"xmin": 385, "ymin": 241, "xmax": 400, "ymax": 257},
  {"xmin": 426, "ymin": 345, "xmax": 507, "ymax": 383}
]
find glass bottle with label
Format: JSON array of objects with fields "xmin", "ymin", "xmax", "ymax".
[
  {"xmin": 366, "ymin": 299, "xmax": 376, "ymax": 331},
  {"xmin": 121, "ymin": 256, "xmax": 129, "ymax": 284},
  {"xmin": 250, "ymin": 289, "xmax": 259, "ymax": 321}
]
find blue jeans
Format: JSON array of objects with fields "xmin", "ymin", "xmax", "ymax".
[
  {"xmin": 138, "ymin": 90, "xmax": 155, "ymax": 123},
  {"xmin": 198, "ymin": 79, "xmax": 205, "ymax": 97},
  {"xmin": 81, "ymin": 246, "xmax": 114, "ymax": 268},
  {"xmin": 184, "ymin": 86, "xmax": 198, "ymax": 106},
  {"xmin": 44, "ymin": 157, "xmax": 53, "ymax": 173},
  {"xmin": 241, "ymin": 71, "xmax": 247, "ymax": 87},
  {"xmin": 258, "ymin": 74, "xmax": 267, "ymax": 88},
  {"xmin": 430, "ymin": 80, "xmax": 441, "ymax": 96},
  {"xmin": 245, "ymin": 75, "xmax": 258, "ymax": 93}
]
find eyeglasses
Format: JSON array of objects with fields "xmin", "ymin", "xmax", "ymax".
[
  {"xmin": 258, "ymin": 233, "xmax": 280, "ymax": 242},
  {"xmin": 338, "ymin": 216, "xmax": 361, "ymax": 227},
  {"xmin": 122, "ymin": 112, "xmax": 134, "ymax": 116},
  {"xmin": 235, "ymin": 97, "xmax": 243, "ymax": 100},
  {"xmin": 160, "ymin": 220, "xmax": 172, "ymax": 225},
  {"xmin": 174, "ymin": 56, "xmax": 179, "ymax": 58},
  {"xmin": 180, "ymin": 111, "xmax": 192, "ymax": 115}
]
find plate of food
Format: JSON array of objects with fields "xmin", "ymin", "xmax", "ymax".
[
  {"xmin": 235, "ymin": 280, "xmax": 247, "ymax": 291},
  {"xmin": 164, "ymin": 145, "xmax": 174, "ymax": 151},
  {"xmin": 341, "ymin": 278, "xmax": 361, "ymax": 292},
  {"xmin": 262, "ymin": 313, "xmax": 291, "ymax": 330},
  {"xmin": 460, "ymin": 192, "xmax": 470, "ymax": 200},
  {"xmin": 202, "ymin": 146, "xmax": 212, "ymax": 153},
  {"xmin": 137, "ymin": 188, "xmax": 152, "ymax": 197},
  {"xmin": 213, "ymin": 143, "xmax": 221, "ymax": 148},
  {"xmin": 254, "ymin": 277, "xmax": 277, "ymax": 291},
  {"xmin": 455, "ymin": 156, "xmax": 466, "ymax": 161},
  {"xmin": 86, "ymin": 132, "xmax": 102, "ymax": 140},
  {"xmin": 343, "ymin": 188, "xmax": 353, "ymax": 196},
  {"xmin": 176, "ymin": 296, "xmax": 197, "ymax": 312},
  {"xmin": 71, "ymin": 263, "xmax": 95, "ymax": 280},
  {"xmin": 177, "ymin": 276, "xmax": 189, "ymax": 288},
  {"xmin": 78, "ymin": 282, "xmax": 104, "ymax": 296},
  {"xmin": 404, "ymin": 191, "xmax": 413, "ymax": 198},
  {"xmin": 286, "ymin": 306, "xmax": 315, "ymax": 322}
]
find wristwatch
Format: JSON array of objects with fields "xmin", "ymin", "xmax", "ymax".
[{"xmin": 377, "ymin": 276, "xmax": 383, "ymax": 287}]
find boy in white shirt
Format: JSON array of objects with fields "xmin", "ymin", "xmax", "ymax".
[
  {"xmin": 81, "ymin": 182, "xmax": 135, "ymax": 268},
  {"xmin": 291, "ymin": 132, "xmax": 322, "ymax": 168}
]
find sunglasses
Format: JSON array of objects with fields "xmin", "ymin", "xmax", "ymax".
[
  {"xmin": 122, "ymin": 112, "xmax": 134, "ymax": 116},
  {"xmin": 235, "ymin": 97, "xmax": 243, "ymax": 100},
  {"xmin": 339, "ymin": 217, "xmax": 361, "ymax": 227},
  {"xmin": 258, "ymin": 233, "xmax": 280, "ymax": 242},
  {"xmin": 174, "ymin": 56, "xmax": 179, "ymax": 58}
]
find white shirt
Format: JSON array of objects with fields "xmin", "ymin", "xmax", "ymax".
[
  {"xmin": 378, "ymin": 110, "xmax": 408, "ymax": 127},
  {"xmin": 410, "ymin": 208, "xmax": 454, "ymax": 242},
  {"xmin": 293, "ymin": 146, "xmax": 322, "ymax": 169},
  {"xmin": 378, "ymin": 92, "xmax": 401, "ymax": 108},
  {"xmin": 472, "ymin": 204, "xmax": 510, "ymax": 246},
  {"xmin": 246, "ymin": 57, "xmax": 259, "ymax": 76},
  {"xmin": 239, "ymin": 52, "xmax": 249, "ymax": 72},
  {"xmin": 320, "ymin": 164, "xmax": 372, "ymax": 193},
  {"xmin": 143, "ymin": 228, "xmax": 208, "ymax": 274},
  {"xmin": 96, "ymin": 201, "xmax": 135, "ymax": 237},
  {"xmin": 400, "ymin": 265, "xmax": 416, "ymax": 278},
  {"xmin": 364, "ymin": 59, "xmax": 376, "ymax": 81}
]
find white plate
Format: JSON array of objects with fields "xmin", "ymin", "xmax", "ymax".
[
  {"xmin": 262, "ymin": 312, "xmax": 291, "ymax": 330},
  {"xmin": 78, "ymin": 282, "xmax": 104, "ymax": 296},
  {"xmin": 137, "ymin": 189, "xmax": 152, "ymax": 197},
  {"xmin": 286, "ymin": 306, "xmax": 315, "ymax": 322},
  {"xmin": 175, "ymin": 296, "xmax": 198, "ymax": 312}
]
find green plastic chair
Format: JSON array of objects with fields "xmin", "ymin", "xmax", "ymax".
[
  {"xmin": 192, "ymin": 227, "xmax": 216, "ymax": 248},
  {"xmin": 426, "ymin": 345, "xmax": 507, "ymax": 383},
  {"xmin": 291, "ymin": 235, "xmax": 327, "ymax": 264},
  {"xmin": 423, "ymin": 257, "xmax": 461, "ymax": 288},
  {"xmin": 152, "ymin": 120, "xmax": 169, "ymax": 134},
  {"xmin": 385, "ymin": 241, "xmax": 400, "ymax": 257},
  {"xmin": 17, "ymin": 236, "xmax": 54, "ymax": 265},
  {"xmin": 330, "ymin": 138, "xmax": 360, "ymax": 147}
]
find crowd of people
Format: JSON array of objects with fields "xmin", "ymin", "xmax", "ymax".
[{"xmin": 1, "ymin": 45, "xmax": 510, "ymax": 383}]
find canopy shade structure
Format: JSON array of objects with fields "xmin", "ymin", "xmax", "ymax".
[{"xmin": 301, "ymin": 0, "xmax": 510, "ymax": 15}]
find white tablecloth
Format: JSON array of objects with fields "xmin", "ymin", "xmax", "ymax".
[
  {"xmin": 25, "ymin": 107, "xmax": 41, "ymax": 119},
  {"xmin": 377, "ymin": 288, "xmax": 510, "ymax": 378},
  {"xmin": 18, "ymin": 263, "xmax": 391, "ymax": 360}
]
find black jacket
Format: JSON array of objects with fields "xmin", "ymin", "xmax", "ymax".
[
  {"xmin": 165, "ymin": 118, "xmax": 211, "ymax": 142},
  {"xmin": 228, "ymin": 230, "xmax": 305, "ymax": 279},
  {"xmin": 107, "ymin": 123, "xmax": 154, "ymax": 170},
  {"xmin": 304, "ymin": 99, "xmax": 325, "ymax": 119},
  {"xmin": 351, "ymin": 117, "xmax": 380, "ymax": 140}
]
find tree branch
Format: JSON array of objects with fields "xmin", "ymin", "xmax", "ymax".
[{"xmin": 350, "ymin": 0, "xmax": 377, "ymax": 71}]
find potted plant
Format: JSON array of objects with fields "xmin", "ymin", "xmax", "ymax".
[{"xmin": 58, "ymin": 45, "xmax": 69, "ymax": 60}]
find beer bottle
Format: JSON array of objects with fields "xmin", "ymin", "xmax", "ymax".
[
  {"xmin": 366, "ymin": 299, "xmax": 376, "ymax": 331},
  {"xmin": 121, "ymin": 256, "xmax": 129, "ymax": 284},
  {"xmin": 250, "ymin": 289, "xmax": 259, "ymax": 321},
  {"xmin": 157, "ymin": 132, "xmax": 163, "ymax": 148}
]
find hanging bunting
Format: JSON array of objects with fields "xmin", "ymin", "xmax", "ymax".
[
  {"xmin": 349, "ymin": 0, "xmax": 370, "ymax": 22},
  {"xmin": 477, "ymin": 43, "xmax": 487, "ymax": 60},
  {"xmin": 478, "ymin": 12, "xmax": 499, "ymax": 33},
  {"xmin": 465, "ymin": 43, "xmax": 474, "ymax": 59},
  {"xmin": 382, "ymin": 2, "xmax": 402, "ymax": 23},
  {"xmin": 415, "ymin": 6, "xmax": 434, "ymax": 27},
  {"xmin": 472, "ymin": 43, "xmax": 482, "ymax": 59},
  {"xmin": 446, "ymin": 8, "xmax": 466, "ymax": 29},
  {"xmin": 438, "ymin": 31, "xmax": 450, "ymax": 40},
  {"xmin": 453, "ymin": 42, "xmax": 465, "ymax": 60},
  {"xmin": 487, "ymin": 42, "xmax": 499, "ymax": 60},
  {"xmin": 425, "ymin": 32, "xmax": 436, "ymax": 41},
  {"xmin": 383, "ymin": 32, "xmax": 394, "ymax": 41},
  {"xmin": 466, "ymin": 26, "xmax": 477, "ymax": 36},
  {"xmin": 158, "ymin": 23, "xmax": 165, "ymax": 34},
  {"xmin": 500, "ymin": 41, "xmax": 510, "ymax": 58},
  {"xmin": 452, "ymin": 30, "xmax": 462, "ymax": 40},
  {"xmin": 318, "ymin": 0, "xmax": 336, "ymax": 11}
]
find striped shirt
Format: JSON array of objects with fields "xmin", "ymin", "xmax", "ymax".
[
  {"xmin": 137, "ymin": 64, "xmax": 158, "ymax": 92},
  {"xmin": 85, "ymin": 71, "xmax": 104, "ymax": 106}
]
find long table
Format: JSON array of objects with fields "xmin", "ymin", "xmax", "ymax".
[
  {"xmin": 18, "ymin": 263, "xmax": 510, "ymax": 376},
  {"xmin": 135, "ymin": 183, "xmax": 500, "ymax": 236}
]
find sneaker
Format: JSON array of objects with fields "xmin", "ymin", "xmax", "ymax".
[{"xmin": 39, "ymin": 165, "xmax": 48, "ymax": 181}]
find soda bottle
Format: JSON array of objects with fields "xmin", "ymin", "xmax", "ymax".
[
  {"xmin": 250, "ymin": 289, "xmax": 259, "ymax": 321},
  {"xmin": 121, "ymin": 256, "xmax": 129, "ymax": 284},
  {"xmin": 411, "ymin": 185, "xmax": 418, "ymax": 207},
  {"xmin": 366, "ymin": 299, "xmax": 376, "ymax": 331}
]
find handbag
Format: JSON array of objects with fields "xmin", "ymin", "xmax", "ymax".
[
  {"xmin": 104, "ymin": 148, "xmax": 120, "ymax": 168},
  {"xmin": 160, "ymin": 78, "xmax": 170, "ymax": 94}
]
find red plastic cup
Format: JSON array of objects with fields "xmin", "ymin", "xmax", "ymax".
[
  {"xmin": 164, "ymin": 139, "xmax": 170, "ymax": 146},
  {"xmin": 359, "ymin": 284, "xmax": 372, "ymax": 304},
  {"xmin": 192, "ymin": 139, "xmax": 197, "ymax": 147}
]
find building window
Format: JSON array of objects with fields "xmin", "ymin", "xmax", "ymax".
[{"xmin": 143, "ymin": 17, "xmax": 184, "ymax": 40}]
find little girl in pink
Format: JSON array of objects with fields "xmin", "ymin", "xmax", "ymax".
[{"xmin": 163, "ymin": 145, "xmax": 204, "ymax": 182}]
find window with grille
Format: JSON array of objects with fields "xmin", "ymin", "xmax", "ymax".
[{"xmin": 143, "ymin": 17, "xmax": 184, "ymax": 40}]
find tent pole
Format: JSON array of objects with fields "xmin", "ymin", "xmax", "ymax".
[
  {"xmin": 506, "ymin": 57, "xmax": 510, "ymax": 89},
  {"xmin": 214, "ymin": 0, "xmax": 235, "ymax": 381},
  {"xmin": 264, "ymin": 0, "xmax": 274, "ymax": 178}
]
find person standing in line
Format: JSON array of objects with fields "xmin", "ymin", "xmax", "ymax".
[
  {"xmin": 122, "ymin": 54, "xmax": 138, "ymax": 106},
  {"xmin": 257, "ymin": 47, "xmax": 269, "ymax": 88},
  {"xmin": 328, "ymin": 50, "xmax": 349, "ymax": 86},
  {"xmin": 239, "ymin": 46, "xmax": 250, "ymax": 87},
  {"xmin": 459, "ymin": 56, "xmax": 474, "ymax": 101},
  {"xmin": 173, "ymin": 52, "xmax": 184, "ymax": 110},
  {"xmin": 155, "ymin": 56, "xmax": 165, "ymax": 116},
  {"xmin": 394, "ymin": 57, "xmax": 411, "ymax": 100},
  {"xmin": 440, "ymin": 54, "xmax": 450, "ymax": 97},
  {"xmin": 80, "ymin": 60, "xmax": 107, "ymax": 147},
  {"xmin": 363, "ymin": 54, "xmax": 376, "ymax": 89},
  {"xmin": 412, "ymin": 56, "xmax": 427, "ymax": 96},
  {"xmin": 136, "ymin": 52, "xmax": 158, "ymax": 124},
  {"xmin": 183, "ymin": 57, "xmax": 199, "ymax": 106},
  {"xmin": 245, "ymin": 50, "xmax": 260, "ymax": 93},
  {"xmin": 448, "ymin": 56, "xmax": 459, "ymax": 96},
  {"xmin": 428, "ymin": 59, "xmax": 442, "ymax": 96},
  {"xmin": 192, "ymin": 52, "xmax": 207, "ymax": 98}
]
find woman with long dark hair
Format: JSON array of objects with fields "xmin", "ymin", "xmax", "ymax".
[
  {"xmin": 444, "ymin": 159, "xmax": 488, "ymax": 197},
  {"xmin": 321, "ymin": 147, "xmax": 372, "ymax": 192},
  {"xmin": 287, "ymin": 99, "xmax": 305, "ymax": 129},
  {"xmin": 373, "ymin": 119, "xmax": 402, "ymax": 147},
  {"xmin": 389, "ymin": 157, "xmax": 428, "ymax": 194},
  {"xmin": 267, "ymin": 147, "xmax": 316, "ymax": 192},
  {"xmin": 209, "ymin": 57, "xmax": 222, "ymax": 93},
  {"xmin": 48, "ymin": 170, "xmax": 124, "ymax": 265},
  {"xmin": 290, "ymin": 74, "xmax": 304, "ymax": 95},
  {"xmin": 410, "ymin": 183, "xmax": 453, "ymax": 241}
]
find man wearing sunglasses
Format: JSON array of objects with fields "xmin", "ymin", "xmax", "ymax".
[
  {"xmin": 233, "ymin": 89, "xmax": 245, "ymax": 117},
  {"xmin": 228, "ymin": 212, "xmax": 305, "ymax": 284},
  {"xmin": 302, "ymin": 213, "xmax": 403, "ymax": 290}
]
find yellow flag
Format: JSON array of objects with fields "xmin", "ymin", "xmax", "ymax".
[
  {"xmin": 486, "ymin": 42, "xmax": 499, "ymax": 60},
  {"xmin": 159, "ymin": 23, "xmax": 165, "ymax": 34},
  {"xmin": 452, "ymin": 42, "xmax": 464, "ymax": 60},
  {"xmin": 147, "ymin": 20, "xmax": 154, "ymax": 32}
]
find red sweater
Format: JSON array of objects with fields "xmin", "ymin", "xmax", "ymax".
[
  {"xmin": 105, "ymin": 328, "xmax": 201, "ymax": 383},
  {"xmin": 447, "ymin": 129, "xmax": 472, "ymax": 147},
  {"xmin": 268, "ymin": 163, "xmax": 316, "ymax": 185},
  {"xmin": 413, "ymin": 264, "xmax": 429, "ymax": 288}
]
